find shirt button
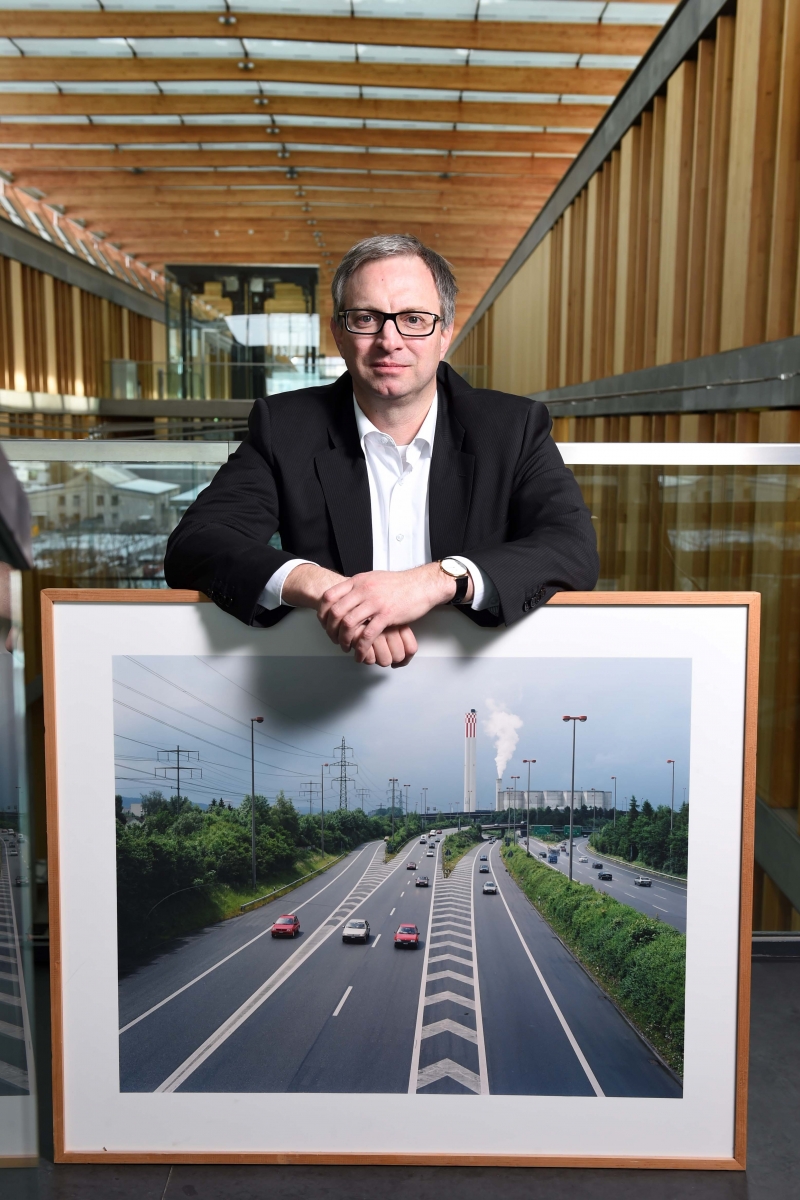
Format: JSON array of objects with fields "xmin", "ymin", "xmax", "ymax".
[
  {"xmin": 396, "ymin": 534, "xmax": 404, "ymax": 542},
  {"xmin": 381, "ymin": 436, "xmax": 389, "ymax": 444}
]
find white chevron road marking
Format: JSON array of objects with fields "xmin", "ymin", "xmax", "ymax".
[
  {"xmin": 424, "ymin": 990, "xmax": 476, "ymax": 1009},
  {"xmin": 421, "ymin": 1018, "xmax": 478, "ymax": 1044},
  {"xmin": 416, "ymin": 1058, "xmax": 482, "ymax": 1094}
]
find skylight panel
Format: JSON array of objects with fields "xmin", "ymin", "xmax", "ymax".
[
  {"xmin": 158, "ymin": 80, "xmax": 261, "ymax": 93},
  {"xmin": 450, "ymin": 149, "xmax": 531, "ymax": 157},
  {"xmin": 0, "ymin": 114, "xmax": 91, "ymax": 123},
  {"xmin": 456, "ymin": 122, "xmax": 545, "ymax": 132},
  {"xmin": 104, "ymin": 0, "xmax": 224, "ymax": 9},
  {"xmin": 357, "ymin": 45, "xmax": 469, "ymax": 66},
  {"xmin": 197, "ymin": 141, "xmax": 272, "ymax": 149},
  {"xmin": 469, "ymin": 49, "xmax": 579, "ymax": 67},
  {"xmin": 361, "ymin": 87, "xmax": 462, "ymax": 101},
  {"xmin": 0, "ymin": 0, "xmax": 100, "ymax": 7},
  {"xmin": 365, "ymin": 119, "xmax": 453, "ymax": 130},
  {"xmin": 353, "ymin": 0, "xmax": 477, "ymax": 17},
  {"xmin": 130, "ymin": 38, "xmax": 242, "ymax": 57},
  {"xmin": 285, "ymin": 143, "xmax": 367, "ymax": 152},
  {"xmin": 59, "ymin": 81, "xmax": 161, "ymax": 93},
  {"xmin": 14, "ymin": 38, "xmax": 133, "ymax": 57},
  {"xmin": 369, "ymin": 147, "xmax": 442, "ymax": 155},
  {"xmin": 460, "ymin": 90, "xmax": 560, "ymax": 105},
  {"xmin": 32, "ymin": 141, "xmax": 117, "ymax": 149},
  {"xmin": 180, "ymin": 113, "xmax": 268, "ymax": 124},
  {"xmin": 119, "ymin": 142, "xmax": 201, "ymax": 149},
  {"xmin": 579, "ymin": 55, "xmax": 641, "ymax": 70},
  {"xmin": 561, "ymin": 93, "xmax": 614, "ymax": 104},
  {"xmin": 231, "ymin": 0, "xmax": 352, "ymax": 12},
  {"xmin": 0, "ymin": 82, "xmax": 59, "ymax": 92},
  {"xmin": 0, "ymin": 39, "xmax": 22, "ymax": 56},
  {"xmin": 259, "ymin": 81, "xmax": 360, "ymax": 98},
  {"xmin": 243, "ymin": 39, "xmax": 357, "ymax": 62},
  {"xmin": 271, "ymin": 114, "xmax": 365, "ymax": 127},
  {"xmin": 478, "ymin": 1, "xmax": 604, "ymax": 21},
  {"xmin": 603, "ymin": 3, "xmax": 675, "ymax": 25},
  {"xmin": 91, "ymin": 114, "xmax": 183, "ymax": 124}
]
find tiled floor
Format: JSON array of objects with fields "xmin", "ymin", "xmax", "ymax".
[{"xmin": 4, "ymin": 961, "xmax": 798, "ymax": 1200}]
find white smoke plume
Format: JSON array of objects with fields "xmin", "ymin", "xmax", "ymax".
[{"xmin": 483, "ymin": 699, "xmax": 523, "ymax": 778}]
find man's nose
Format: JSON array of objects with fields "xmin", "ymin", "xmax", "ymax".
[{"xmin": 375, "ymin": 317, "xmax": 406, "ymax": 350}]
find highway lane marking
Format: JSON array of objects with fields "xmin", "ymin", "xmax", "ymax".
[
  {"xmin": 332, "ymin": 986, "xmax": 352, "ymax": 1017},
  {"xmin": 424, "ymin": 990, "xmax": 476, "ymax": 1010},
  {"xmin": 623, "ymin": 892, "xmax": 636, "ymax": 899},
  {"xmin": 490, "ymin": 845, "xmax": 604, "ymax": 1099},
  {"xmin": 390, "ymin": 908, "xmax": 395, "ymax": 916},
  {"xmin": 421, "ymin": 1019, "xmax": 477, "ymax": 1044},
  {"xmin": 415, "ymin": 1057, "xmax": 481, "ymax": 1094},
  {"xmin": 154, "ymin": 839, "xmax": 419, "ymax": 1093},
  {"xmin": 652, "ymin": 905, "xmax": 668, "ymax": 912},
  {"xmin": 119, "ymin": 843, "xmax": 370, "ymax": 1034},
  {"xmin": 372, "ymin": 934, "xmax": 381, "ymax": 948},
  {"xmin": 427, "ymin": 968, "xmax": 473, "ymax": 985}
]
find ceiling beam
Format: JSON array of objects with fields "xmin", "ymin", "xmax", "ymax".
[
  {"xmin": 0, "ymin": 93, "xmax": 607, "ymax": 129},
  {"xmin": 0, "ymin": 12, "xmax": 661, "ymax": 54},
  {"xmin": 51, "ymin": 200, "xmax": 545, "ymax": 222},
  {"xmin": 0, "ymin": 58, "xmax": 628, "ymax": 96},
  {"xmin": 0, "ymin": 122, "xmax": 586, "ymax": 155},
  {"xmin": 0, "ymin": 148, "xmax": 573, "ymax": 177}
]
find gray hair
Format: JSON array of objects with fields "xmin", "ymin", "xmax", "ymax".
[{"xmin": 331, "ymin": 234, "xmax": 458, "ymax": 329}]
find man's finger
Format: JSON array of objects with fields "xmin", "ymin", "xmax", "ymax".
[
  {"xmin": 398, "ymin": 625, "xmax": 418, "ymax": 658},
  {"xmin": 370, "ymin": 634, "xmax": 393, "ymax": 668}
]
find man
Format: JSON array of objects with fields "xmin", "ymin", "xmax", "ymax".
[{"xmin": 165, "ymin": 234, "xmax": 598, "ymax": 667}]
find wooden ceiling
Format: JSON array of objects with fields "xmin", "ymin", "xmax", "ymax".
[{"xmin": 0, "ymin": 1, "xmax": 673, "ymax": 335}]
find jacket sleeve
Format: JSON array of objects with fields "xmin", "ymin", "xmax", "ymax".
[
  {"xmin": 163, "ymin": 402, "xmax": 296, "ymax": 627},
  {"xmin": 460, "ymin": 403, "xmax": 599, "ymax": 627}
]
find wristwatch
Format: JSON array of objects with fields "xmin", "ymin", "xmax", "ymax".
[{"xmin": 439, "ymin": 557, "xmax": 470, "ymax": 605}]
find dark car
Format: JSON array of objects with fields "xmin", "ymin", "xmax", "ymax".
[
  {"xmin": 407, "ymin": 861, "xmax": 417, "ymax": 870},
  {"xmin": 598, "ymin": 871, "xmax": 612, "ymax": 881},
  {"xmin": 538, "ymin": 850, "xmax": 547, "ymax": 858},
  {"xmin": 415, "ymin": 876, "xmax": 429, "ymax": 887},
  {"xmin": 479, "ymin": 854, "xmax": 488, "ymax": 861},
  {"xmin": 592, "ymin": 862, "xmax": 603, "ymax": 870},
  {"xmin": 271, "ymin": 913, "xmax": 301, "ymax": 938},
  {"xmin": 394, "ymin": 923, "xmax": 420, "ymax": 948}
]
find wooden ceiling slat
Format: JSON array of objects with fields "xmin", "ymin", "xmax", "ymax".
[
  {"xmin": 0, "ymin": 58, "xmax": 628, "ymax": 96},
  {"xmin": 0, "ymin": 12, "xmax": 660, "ymax": 55},
  {"xmin": 0, "ymin": 122, "xmax": 586, "ymax": 155},
  {"xmin": 0, "ymin": 94, "xmax": 606, "ymax": 129},
  {"xmin": 0, "ymin": 148, "xmax": 573, "ymax": 176}
]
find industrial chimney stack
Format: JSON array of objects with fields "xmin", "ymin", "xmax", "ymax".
[{"xmin": 463, "ymin": 709, "xmax": 477, "ymax": 812}]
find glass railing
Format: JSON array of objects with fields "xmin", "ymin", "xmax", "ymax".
[
  {"xmin": 4, "ymin": 439, "xmax": 800, "ymax": 934},
  {"xmin": 103, "ymin": 358, "xmax": 346, "ymax": 401}
]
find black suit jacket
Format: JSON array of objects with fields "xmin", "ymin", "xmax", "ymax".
[{"xmin": 164, "ymin": 362, "xmax": 599, "ymax": 628}]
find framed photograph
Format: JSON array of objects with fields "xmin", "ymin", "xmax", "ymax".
[{"xmin": 42, "ymin": 590, "xmax": 758, "ymax": 1169}]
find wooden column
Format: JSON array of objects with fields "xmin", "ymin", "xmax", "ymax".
[
  {"xmin": 42, "ymin": 272, "xmax": 58, "ymax": 395},
  {"xmin": 765, "ymin": 0, "xmax": 800, "ymax": 341},
  {"xmin": 656, "ymin": 60, "xmax": 696, "ymax": 365},
  {"xmin": 71, "ymin": 286, "xmax": 84, "ymax": 397},
  {"xmin": 8, "ymin": 258, "xmax": 26, "ymax": 391},
  {"xmin": 684, "ymin": 38, "xmax": 716, "ymax": 361}
]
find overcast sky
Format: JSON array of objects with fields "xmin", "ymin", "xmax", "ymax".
[{"xmin": 113, "ymin": 653, "xmax": 691, "ymax": 814}]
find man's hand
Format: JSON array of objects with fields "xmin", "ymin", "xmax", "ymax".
[{"xmin": 318, "ymin": 563, "xmax": 473, "ymax": 664}]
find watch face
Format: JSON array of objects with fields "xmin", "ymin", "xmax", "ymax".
[{"xmin": 441, "ymin": 557, "xmax": 468, "ymax": 578}]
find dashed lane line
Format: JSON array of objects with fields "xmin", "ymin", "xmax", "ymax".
[
  {"xmin": 155, "ymin": 840, "xmax": 418, "ymax": 1093},
  {"xmin": 372, "ymin": 934, "xmax": 381, "ymax": 949},
  {"xmin": 332, "ymin": 986, "xmax": 352, "ymax": 1017},
  {"xmin": 119, "ymin": 844, "xmax": 370, "ymax": 1034}
]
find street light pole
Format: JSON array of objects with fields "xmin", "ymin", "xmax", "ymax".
[
  {"xmin": 320, "ymin": 763, "xmax": 328, "ymax": 855},
  {"xmin": 562, "ymin": 715, "xmax": 587, "ymax": 882},
  {"xmin": 611, "ymin": 775, "xmax": 617, "ymax": 827},
  {"xmin": 250, "ymin": 716, "xmax": 263, "ymax": 889},
  {"xmin": 510, "ymin": 776, "xmax": 519, "ymax": 842},
  {"xmin": 422, "ymin": 787, "xmax": 428, "ymax": 828},
  {"xmin": 523, "ymin": 759, "xmax": 536, "ymax": 855},
  {"xmin": 667, "ymin": 758, "xmax": 675, "ymax": 873},
  {"xmin": 389, "ymin": 778, "xmax": 398, "ymax": 843}
]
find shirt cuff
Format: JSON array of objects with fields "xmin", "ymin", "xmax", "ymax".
[
  {"xmin": 257, "ymin": 558, "xmax": 315, "ymax": 611},
  {"xmin": 450, "ymin": 556, "xmax": 500, "ymax": 612}
]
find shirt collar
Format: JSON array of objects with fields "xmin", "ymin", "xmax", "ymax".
[{"xmin": 353, "ymin": 392, "xmax": 438, "ymax": 451}]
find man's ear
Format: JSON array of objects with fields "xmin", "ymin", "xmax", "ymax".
[
  {"xmin": 330, "ymin": 315, "xmax": 345, "ymax": 356},
  {"xmin": 438, "ymin": 322, "xmax": 454, "ymax": 362}
]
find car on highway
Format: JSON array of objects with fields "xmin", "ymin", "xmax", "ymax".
[
  {"xmin": 578, "ymin": 855, "xmax": 588, "ymax": 863},
  {"xmin": 419, "ymin": 837, "xmax": 427, "ymax": 844},
  {"xmin": 9, "ymin": 847, "xmax": 18, "ymax": 856},
  {"xmin": 479, "ymin": 863, "xmax": 490, "ymax": 873},
  {"xmin": 634, "ymin": 876, "xmax": 652, "ymax": 887},
  {"xmin": 598, "ymin": 871, "xmax": 612, "ymax": 881},
  {"xmin": 538, "ymin": 850, "xmax": 548, "ymax": 858},
  {"xmin": 426, "ymin": 848, "xmax": 435, "ymax": 857},
  {"xmin": 394, "ymin": 923, "xmax": 420, "ymax": 948},
  {"xmin": 482, "ymin": 880, "xmax": 497, "ymax": 894},
  {"xmin": 436, "ymin": 829, "xmax": 443, "ymax": 835},
  {"xmin": 271, "ymin": 913, "xmax": 301, "ymax": 938},
  {"xmin": 407, "ymin": 861, "xmax": 417, "ymax": 870},
  {"xmin": 548, "ymin": 852, "xmax": 559, "ymax": 864},
  {"xmin": 479, "ymin": 854, "xmax": 488, "ymax": 861},
  {"xmin": 15, "ymin": 876, "xmax": 28, "ymax": 887},
  {"xmin": 342, "ymin": 919, "xmax": 370, "ymax": 943},
  {"xmin": 415, "ymin": 875, "xmax": 429, "ymax": 887},
  {"xmin": 591, "ymin": 862, "xmax": 603, "ymax": 869}
]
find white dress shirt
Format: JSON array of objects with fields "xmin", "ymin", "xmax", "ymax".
[{"xmin": 258, "ymin": 393, "xmax": 499, "ymax": 612}]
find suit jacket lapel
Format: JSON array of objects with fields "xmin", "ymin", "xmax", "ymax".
[
  {"xmin": 429, "ymin": 376, "xmax": 475, "ymax": 560},
  {"xmin": 314, "ymin": 379, "xmax": 373, "ymax": 576}
]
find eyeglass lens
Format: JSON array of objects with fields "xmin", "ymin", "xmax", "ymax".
[{"xmin": 344, "ymin": 311, "xmax": 437, "ymax": 336}]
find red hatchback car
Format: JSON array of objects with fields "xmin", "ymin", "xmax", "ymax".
[
  {"xmin": 271, "ymin": 913, "xmax": 301, "ymax": 938},
  {"xmin": 394, "ymin": 923, "xmax": 420, "ymax": 949}
]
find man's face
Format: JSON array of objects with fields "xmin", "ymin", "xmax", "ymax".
[{"xmin": 330, "ymin": 255, "xmax": 453, "ymax": 403}]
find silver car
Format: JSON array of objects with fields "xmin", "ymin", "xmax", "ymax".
[{"xmin": 342, "ymin": 919, "xmax": 370, "ymax": 943}]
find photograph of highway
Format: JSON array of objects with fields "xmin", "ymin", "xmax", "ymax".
[{"xmin": 114, "ymin": 652, "xmax": 690, "ymax": 1098}]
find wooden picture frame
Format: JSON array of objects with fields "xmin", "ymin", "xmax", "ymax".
[{"xmin": 42, "ymin": 589, "xmax": 759, "ymax": 1169}]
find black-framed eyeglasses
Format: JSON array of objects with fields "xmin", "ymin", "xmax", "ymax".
[{"xmin": 339, "ymin": 309, "xmax": 441, "ymax": 337}]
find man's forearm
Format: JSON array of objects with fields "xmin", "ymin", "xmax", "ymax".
[{"xmin": 281, "ymin": 562, "xmax": 347, "ymax": 608}]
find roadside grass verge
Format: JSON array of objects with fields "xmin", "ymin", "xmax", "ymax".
[
  {"xmin": 442, "ymin": 827, "xmax": 482, "ymax": 877},
  {"xmin": 120, "ymin": 850, "xmax": 343, "ymax": 967},
  {"xmin": 501, "ymin": 845, "xmax": 686, "ymax": 1075},
  {"xmin": 586, "ymin": 840, "xmax": 687, "ymax": 882}
]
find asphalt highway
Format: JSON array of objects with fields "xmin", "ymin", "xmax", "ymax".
[
  {"xmin": 120, "ymin": 832, "xmax": 680, "ymax": 1097},
  {"xmin": 0, "ymin": 834, "xmax": 31, "ymax": 1096},
  {"xmin": 522, "ymin": 833, "xmax": 687, "ymax": 933}
]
